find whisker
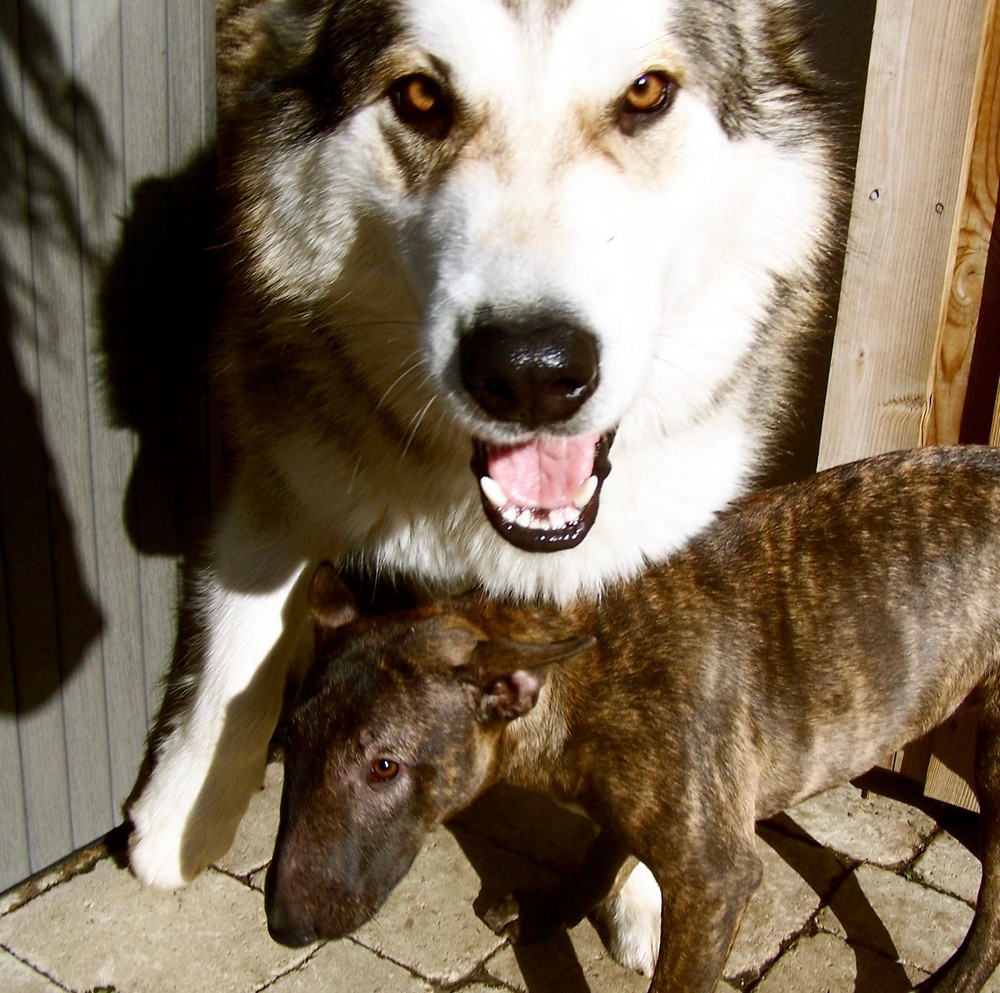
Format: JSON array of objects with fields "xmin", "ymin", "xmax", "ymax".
[
  {"xmin": 400, "ymin": 396, "xmax": 437, "ymax": 462},
  {"xmin": 376, "ymin": 351, "xmax": 426, "ymax": 410}
]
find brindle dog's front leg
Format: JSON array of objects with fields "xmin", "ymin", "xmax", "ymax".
[
  {"xmin": 648, "ymin": 836, "xmax": 762, "ymax": 993},
  {"xmin": 484, "ymin": 830, "xmax": 631, "ymax": 943}
]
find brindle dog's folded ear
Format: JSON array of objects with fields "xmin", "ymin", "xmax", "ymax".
[
  {"xmin": 308, "ymin": 561, "xmax": 359, "ymax": 631},
  {"xmin": 471, "ymin": 637, "xmax": 595, "ymax": 723}
]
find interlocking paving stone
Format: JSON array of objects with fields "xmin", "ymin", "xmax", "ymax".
[
  {"xmin": 781, "ymin": 782, "xmax": 938, "ymax": 867},
  {"xmin": 265, "ymin": 939, "xmax": 434, "ymax": 992},
  {"xmin": 753, "ymin": 931, "xmax": 927, "ymax": 993},
  {"xmin": 911, "ymin": 830, "xmax": 982, "ymax": 905},
  {"xmin": 2, "ymin": 769, "xmax": 995, "ymax": 993},
  {"xmin": 724, "ymin": 827, "xmax": 846, "ymax": 980},
  {"xmin": 214, "ymin": 760, "xmax": 284, "ymax": 883},
  {"xmin": 817, "ymin": 863, "xmax": 973, "ymax": 973},
  {"xmin": 0, "ymin": 950, "xmax": 63, "ymax": 993},
  {"xmin": 350, "ymin": 827, "xmax": 526, "ymax": 985},
  {"xmin": 0, "ymin": 859, "xmax": 312, "ymax": 993},
  {"xmin": 485, "ymin": 923, "xmax": 649, "ymax": 993}
]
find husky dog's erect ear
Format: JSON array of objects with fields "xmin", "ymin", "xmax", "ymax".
[
  {"xmin": 470, "ymin": 637, "xmax": 595, "ymax": 723},
  {"xmin": 307, "ymin": 562, "xmax": 359, "ymax": 632}
]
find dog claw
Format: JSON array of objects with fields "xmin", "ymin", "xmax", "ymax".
[
  {"xmin": 484, "ymin": 893, "xmax": 523, "ymax": 940},
  {"xmin": 484, "ymin": 889, "xmax": 571, "ymax": 945}
]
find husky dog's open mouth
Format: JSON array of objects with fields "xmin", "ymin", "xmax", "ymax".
[{"xmin": 472, "ymin": 432, "xmax": 615, "ymax": 552}]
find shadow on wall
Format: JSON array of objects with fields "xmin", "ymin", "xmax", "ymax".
[
  {"xmin": 0, "ymin": 0, "xmax": 106, "ymax": 713},
  {"xmin": 99, "ymin": 147, "xmax": 222, "ymax": 562},
  {"xmin": 1, "ymin": 0, "xmax": 221, "ymax": 716}
]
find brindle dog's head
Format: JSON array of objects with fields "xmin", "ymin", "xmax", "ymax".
[{"xmin": 265, "ymin": 564, "xmax": 578, "ymax": 946}]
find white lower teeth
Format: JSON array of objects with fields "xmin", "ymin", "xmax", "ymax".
[{"xmin": 489, "ymin": 485, "xmax": 593, "ymax": 531}]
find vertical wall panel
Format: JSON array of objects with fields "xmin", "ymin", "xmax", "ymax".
[{"xmin": 1, "ymin": 0, "xmax": 215, "ymax": 891}]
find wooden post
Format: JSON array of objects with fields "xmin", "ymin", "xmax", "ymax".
[
  {"xmin": 818, "ymin": 0, "xmax": 997, "ymax": 469},
  {"xmin": 819, "ymin": 0, "xmax": 999, "ymax": 810},
  {"xmin": 924, "ymin": 0, "xmax": 1000, "ymax": 445},
  {"xmin": 919, "ymin": 0, "xmax": 999, "ymax": 813}
]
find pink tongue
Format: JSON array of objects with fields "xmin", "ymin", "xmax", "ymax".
[{"xmin": 486, "ymin": 435, "xmax": 599, "ymax": 509}]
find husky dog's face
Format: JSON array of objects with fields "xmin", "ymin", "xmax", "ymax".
[{"xmin": 220, "ymin": 0, "xmax": 832, "ymax": 557}]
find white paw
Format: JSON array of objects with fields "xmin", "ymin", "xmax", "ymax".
[
  {"xmin": 127, "ymin": 762, "xmax": 225, "ymax": 890},
  {"xmin": 127, "ymin": 736, "xmax": 262, "ymax": 890},
  {"xmin": 128, "ymin": 791, "xmax": 203, "ymax": 891},
  {"xmin": 592, "ymin": 861, "xmax": 661, "ymax": 977}
]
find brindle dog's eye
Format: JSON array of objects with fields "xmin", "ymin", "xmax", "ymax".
[
  {"xmin": 618, "ymin": 72, "xmax": 675, "ymax": 135},
  {"xmin": 369, "ymin": 758, "xmax": 401, "ymax": 783},
  {"xmin": 389, "ymin": 73, "xmax": 452, "ymax": 139}
]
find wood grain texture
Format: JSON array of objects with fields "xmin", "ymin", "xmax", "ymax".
[
  {"xmin": 923, "ymin": 0, "xmax": 1000, "ymax": 445},
  {"xmin": 0, "ymin": 0, "xmax": 215, "ymax": 889},
  {"xmin": 921, "ymin": 0, "xmax": 999, "ymax": 810},
  {"xmin": 819, "ymin": 0, "xmax": 998, "ymax": 810},
  {"xmin": 818, "ymin": 0, "xmax": 995, "ymax": 468}
]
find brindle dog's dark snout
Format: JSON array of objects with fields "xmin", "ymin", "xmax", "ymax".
[
  {"xmin": 264, "ymin": 864, "xmax": 318, "ymax": 948},
  {"xmin": 460, "ymin": 311, "xmax": 599, "ymax": 427}
]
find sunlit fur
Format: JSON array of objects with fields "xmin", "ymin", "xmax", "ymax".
[{"xmin": 129, "ymin": 1, "xmax": 842, "ymax": 972}]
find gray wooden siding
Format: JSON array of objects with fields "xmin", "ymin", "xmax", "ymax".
[{"xmin": 1, "ymin": 0, "xmax": 216, "ymax": 891}]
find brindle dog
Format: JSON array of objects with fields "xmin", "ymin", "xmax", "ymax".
[{"xmin": 266, "ymin": 446, "xmax": 1000, "ymax": 993}]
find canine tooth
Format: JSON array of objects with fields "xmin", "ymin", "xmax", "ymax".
[
  {"xmin": 480, "ymin": 476, "xmax": 508, "ymax": 510},
  {"xmin": 574, "ymin": 476, "xmax": 598, "ymax": 509}
]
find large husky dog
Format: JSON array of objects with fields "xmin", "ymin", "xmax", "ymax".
[{"xmin": 128, "ymin": 0, "xmax": 842, "ymax": 974}]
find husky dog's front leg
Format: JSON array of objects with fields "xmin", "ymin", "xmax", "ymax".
[{"xmin": 128, "ymin": 484, "xmax": 311, "ymax": 891}]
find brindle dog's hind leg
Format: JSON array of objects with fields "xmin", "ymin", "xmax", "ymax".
[{"xmin": 923, "ymin": 681, "xmax": 1000, "ymax": 992}]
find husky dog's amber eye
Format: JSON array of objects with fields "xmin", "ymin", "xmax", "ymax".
[
  {"xmin": 389, "ymin": 73, "xmax": 452, "ymax": 138},
  {"xmin": 369, "ymin": 758, "xmax": 401, "ymax": 783},
  {"xmin": 619, "ymin": 72, "xmax": 675, "ymax": 134}
]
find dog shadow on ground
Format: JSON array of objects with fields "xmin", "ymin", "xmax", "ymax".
[{"xmin": 450, "ymin": 775, "xmax": 979, "ymax": 993}]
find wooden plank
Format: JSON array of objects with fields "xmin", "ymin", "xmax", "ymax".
[
  {"xmin": 116, "ymin": 0, "xmax": 218, "ymax": 727},
  {"xmin": 818, "ymin": 0, "xmax": 997, "ymax": 810},
  {"xmin": 0, "ymin": 1, "xmax": 43, "ymax": 891},
  {"xmin": 818, "ymin": 0, "xmax": 995, "ymax": 468},
  {"xmin": 923, "ymin": 0, "xmax": 1000, "ymax": 444},
  {"xmin": 73, "ymin": 0, "xmax": 152, "ymax": 826},
  {"xmin": 3, "ymin": 0, "xmax": 79, "ymax": 877},
  {"xmin": 32, "ymin": 0, "xmax": 116, "ymax": 849},
  {"xmin": 117, "ymin": 0, "xmax": 180, "ymax": 731},
  {"xmin": 1, "ymin": 0, "xmax": 215, "ymax": 887},
  {"xmin": 0, "ymin": 536, "xmax": 31, "ymax": 891},
  {"xmin": 923, "ymin": 707, "xmax": 981, "ymax": 813},
  {"xmin": 921, "ymin": 0, "xmax": 1000, "ymax": 810}
]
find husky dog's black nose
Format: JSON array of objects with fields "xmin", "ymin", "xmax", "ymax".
[{"xmin": 460, "ymin": 314, "xmax": 599, "ymax": 428}]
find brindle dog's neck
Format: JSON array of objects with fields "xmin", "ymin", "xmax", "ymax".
[
  {"xmin": 495, "ymin": 673, "xmax": 574, "ymax": 795},
  {"xmin": 458, "ymin": 592, "xmax": 602, "ymax": 803}
]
